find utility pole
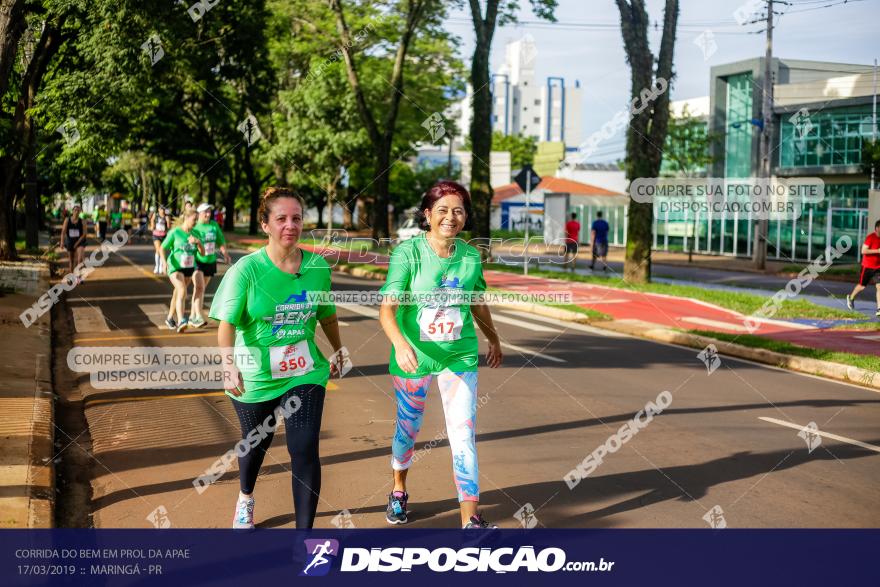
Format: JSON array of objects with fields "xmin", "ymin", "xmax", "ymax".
[
  {"xmin": 871, "ymin": 58, "xmax": 877, "ymax": 190},
  {"xmin": 753, "ymin": 0, "xmax": 773, "ymax": 270}
]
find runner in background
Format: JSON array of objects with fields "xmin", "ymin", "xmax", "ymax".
[
  {"xmin": 121, "ymin": 204, "xmax": 134, "ymax": 237},
  {"xmin": 378, "ymin": 180, "xmax": 503, "ymax": 529},
  {"xmin": 109, "ymin": 205, "xmax": 122, "ymax": 234},
  {"xmin": 564, "ymin": 212, "xmax": 581, "ymax": 272},
  {"xmin": 93, "ymin": 204, "xmax": 108, "ymax": 241},
  {"xmin": 846, "ymin": 219, "xmax": 880, "ymax": 317},
  {"xmin": 590, "ymin": 211, "xmax": 610, "ymax": 272},
  {"xmin": 61, "ymin": 205, "xmax": 87, "ymax": 280},
  {"xmin": 150, "ymin": 206, "xmax": 170, "ymax": 274},
  {"xmin": 191, "ymin": 202, "xmax": 230, "ymax": 328},
  {"xmin": 136, "ymin": 207, "xmax": 149, "ymax": 241},
  {"xmin": 209, "ymin": 186, "xmax": 343, "ymax": 530},
  {"xmin": 160, "ymin": 209, "xmax": 203, "ymax": 332}
]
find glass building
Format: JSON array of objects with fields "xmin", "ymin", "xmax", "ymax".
[{"xmin": 698, "ymin": 58, "xmax": 877, "ymax": 263}]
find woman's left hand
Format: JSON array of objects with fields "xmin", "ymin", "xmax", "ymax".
[{"xmin": 486, "ymin": 338, "xmax": 503, "ymax": 368}]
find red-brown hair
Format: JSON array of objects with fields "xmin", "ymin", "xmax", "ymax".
[{"xmin": 416, "ymin": 180, "xmax": 472, "ymax": 231}]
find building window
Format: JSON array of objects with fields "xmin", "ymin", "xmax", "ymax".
[
  {"xmin": 534, "ymin": 117, "xmax": 540, "ymax": 124},
  {"xmin": 724, "ymin": 72, "xmax": 754, "ymax": 179},
  {"xmin": 523, "ymin": 81, "xmax": 528, "ymax": 86},
  {"xmin": 779, "ymin": 106, "xmax": 876, "ymax": 168},
  {"xmin": 534, "ymin": 99, "xmax": 540, "ymax": 105}
]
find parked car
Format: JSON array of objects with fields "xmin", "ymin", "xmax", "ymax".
[{"xmin": 396, "ymin": 217, "xmax": 422, "ymax": 242}]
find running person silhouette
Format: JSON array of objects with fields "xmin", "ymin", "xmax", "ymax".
[
  {"xmin": 378, "ymin": 180, "xmax": 503, "ymax": 529},
  {"xmin": 302, "ymin": 540, "xmax": 335, "ymax": 575}
]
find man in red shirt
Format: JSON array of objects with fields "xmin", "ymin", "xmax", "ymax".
[
  {"xmin": 564, "ymin": 213, "xmax": 581, "ymax": 272},
  {"xmin": 846, "ymin": 219, "xmax": 880, "ymax": 317}
]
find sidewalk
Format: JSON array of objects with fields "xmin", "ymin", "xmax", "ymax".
[{"xmin": 0, "ymin": 261, "xmax": 54, "ymax": 528}]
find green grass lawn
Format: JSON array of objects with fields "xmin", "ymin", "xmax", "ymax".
[
  {"xmin": 486, "ymin": 263, "xmax": 862, "ymax": 321},
  {"xmin": 688, "ymin": 329, "xmax": 880, "ymax": 372}
]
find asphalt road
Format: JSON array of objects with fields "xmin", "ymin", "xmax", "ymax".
[{"xmin": 55, "ymin": 242, "xmax": 880, "ymax": 529}]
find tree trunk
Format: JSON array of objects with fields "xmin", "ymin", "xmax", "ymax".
[
  {"xmin": 24, "ymin": 125, "xmax": 39, "ymax": 249},
  {"xmin": 207, "ymin": 172, "xmax": 217, "ymax": 207},
  {"xmin": 0, "ymin": 18, "xmax": 65, "ymax": 261},
  {"xmin": 370, "ymin": 145, "xmax": 391, "ymax": 238},
  {"xmin": 225, "ymin": 153, "xmax": 242, "ymax": 232},
  {"xmin": 244, "ymin": 147, "xmax": 260, "ymax": 235},
  {"xmin": 0, "ymin": 0, "xmax": 26, "ymax": 99},
  {"xmin": 469, "ymin": 41, "xmax": 493, "ymax": 241},
  {"xmin": 616, "ymin": 0, "xmax": 679, "ymax": 283},
  {"xmin": 467, "ymin": 0, "xmax": 500, "ymax": 252}
]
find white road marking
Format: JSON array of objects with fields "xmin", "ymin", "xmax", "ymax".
[
  {"xmin": 680, "ymin": 316, "xmax": 751, "ymax": 332},
  {"xmin": 497, "ymin": 310, "xmax": 624, "ymax": 337},
  {"xmin": 337, "ymin": 303, "xmax": 380, "ymax": 318},
  {"xmin": 854, "ymin": 335, "xmax": 880, "ymax": 341},
  {"xmin": 490, "ymin": 314, "xmax": 558, "ymax": 333},
  {"xmin": 138, "ymin": 304, "xmax": 171, "ymax": 328},
  {"xmin": 73, "ymin": 293, "xmax": 214, "ymax": 302},
  {"xmin": 71, "ymin": 306, "xmax": 111, "ymax": 332},
  {"xmin": 497, "ymin": 341, "xmax": 565, "ymax": 363},
  {"xmin": 759, "ymin": 417, "xmax": 880, "ymax": 454}
]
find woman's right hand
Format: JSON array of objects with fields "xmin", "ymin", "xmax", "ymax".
[
  {"xmin": 393, "ymin": 342, "xmax": 419, "ymax": 374},
  {"xmin": 223, "ymin": 364, "xmax": 245, "ymax": 396}
]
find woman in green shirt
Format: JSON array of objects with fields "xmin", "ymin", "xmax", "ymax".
[
  {"xmin": 160, "ymin": 210, "xmax": 204, "ymax": 333},
  {"xmin": 379, "ymin": 180, "xmax": 503, "ymax": 529},
  {"xmin": 209, "ymin": 187, "xmax": 343, "ymax": 530}
]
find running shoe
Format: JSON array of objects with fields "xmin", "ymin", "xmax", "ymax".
[
  {"xmin": 176, "ymin": 318, "xmax": 189, "ymax": 333},
  {"xmin": 846, "ymin": 294, "xmax": 854, "ymax": 310},
  {"xmin": 876, "ymin": 308, "xmax": 880, "ymax": 318},
  {"xmin": 385, "ymin": 491, "xmax": 408, "ymax": 525},
  {"xmin": 164, "ymin": 317, "xmax": 176, "ymax": 330},
  {"xmin": 463, "ymin": 513, "xmax": 497, "ymax": 529},
  {"xmin": 190, "ymin": 316, "xmax": 206, "ymax": 329},
  {"xmin": 232, "ymin": 494, "xmax": 255, "ymax": 530}
]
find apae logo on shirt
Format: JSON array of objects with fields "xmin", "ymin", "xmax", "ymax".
[{"xmin": 264, "ymin": 290, "xmax": 315, "ymax": 335}]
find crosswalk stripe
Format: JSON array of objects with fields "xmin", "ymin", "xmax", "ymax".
[
  {"xmin": 71, "ymin": 306, "xmax": 111, "ymax": 333},
  {"xmin": 759, "ymin": 417, "xmax": 880, "ymax": 454},
  {"xmin": 138, "ymin": 304, "xmax": 171, "ymax": 329},
  {"xmin": 497, "ymin": 341, "xmax": 565, "ymax": 363},
  {"xmin": 490, "ymin": 313, "xmax": 558, "ymax": 333}
]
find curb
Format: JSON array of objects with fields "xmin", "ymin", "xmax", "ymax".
[
  {"xmin": 332, "ymin": 262, "xmax": 879, "ymax": 391},
  {"xmin": 595, "ymin": 319, "xmax": 880, "ymax": 391}
]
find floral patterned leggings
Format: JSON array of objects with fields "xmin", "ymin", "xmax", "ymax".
[{"xmin": 391, "ymin": 371, "xmax": 479, "ymax": 502}]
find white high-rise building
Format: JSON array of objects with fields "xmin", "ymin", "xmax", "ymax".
[{"xmin": 481, "ymin": 37, "xmax": 582, "ymax": 149}]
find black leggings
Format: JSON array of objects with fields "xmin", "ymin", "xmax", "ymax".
[{"xmin": 230, "ymin": 384, "xmax": 325, "ymax": 529}]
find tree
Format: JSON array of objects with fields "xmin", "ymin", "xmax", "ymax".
[
  {"xmin": 329, "ymin": 0, "xmax": 434, "ymax": 239},
  {"xmin": 466, "ymin": 0, "xmax": 556, "ymax": 248},
  {"xmin": 615, "ymin": 0, "xmax": 679, "ymax": 283},
  {"xmin": 662, "ymin": 105, "xmax": 718, "ymax": 178},
  {"xmin": 465, "ymin": 130, "xmax": 537, "ymax": 171}
]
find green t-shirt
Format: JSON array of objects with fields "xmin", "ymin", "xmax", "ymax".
[
  {"xmin": 193, "ymin": 220, "xmax": 225, "ymax": 263},
  {"xmin": 109, "ymin": 212, "xmax": 122, "ymax": 229},
  {"xmin": 94, "ymin": 210, "xmax": 107, "ymax": 222},
  {"xmin": 209, "ymin": 247, "xmax": 336, "ymax": 403},
  {"xmin": 161, "ymin": 226, "xmax": 198, "ymax": 274},
  {"xmin": 379, "ymin": 233, "xmax": 486, "ymax": 378}
]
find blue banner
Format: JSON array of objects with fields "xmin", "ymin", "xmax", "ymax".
[{"xmin": 1, "ymin": 529, "xmax": 876, "ymax": 585}]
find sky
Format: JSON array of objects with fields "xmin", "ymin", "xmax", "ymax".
[{"xmin": 444, "ymin": 0, "xmax": 879, "ymax": 161}]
